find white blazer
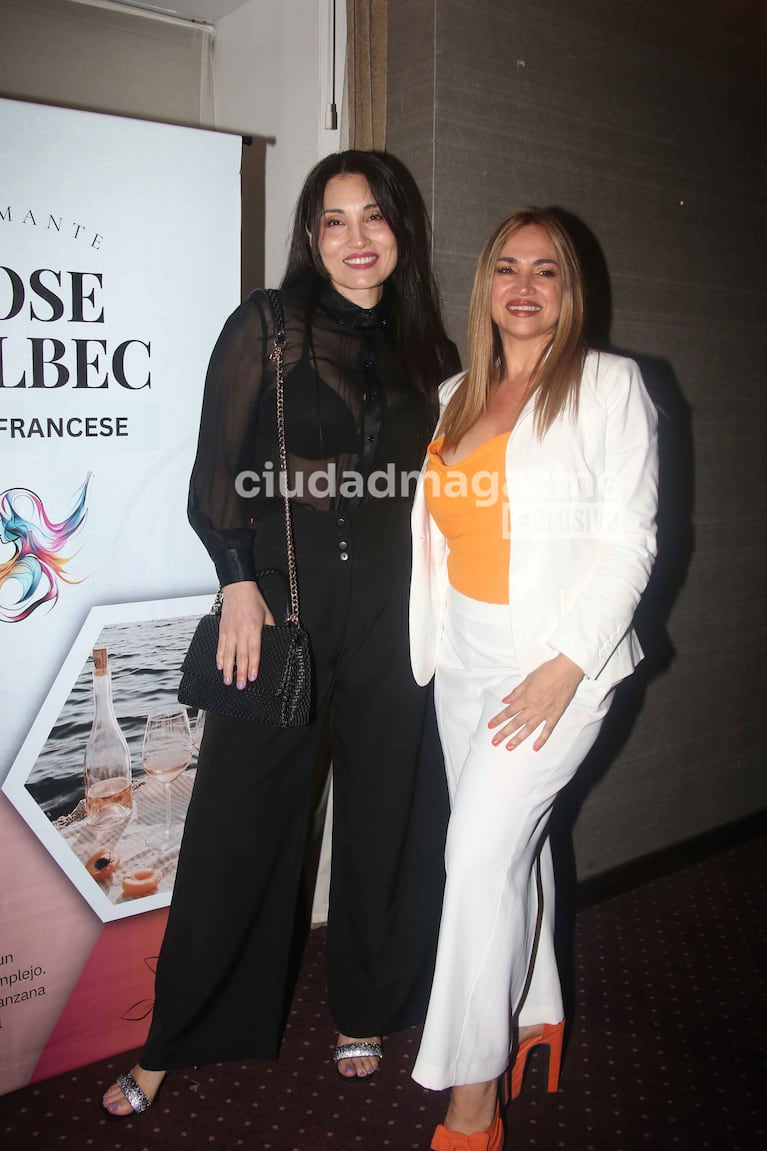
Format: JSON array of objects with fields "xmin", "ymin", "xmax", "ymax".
[{"xmin": 409, "ymin": 350, "xmax": 659, "ymax": 694}]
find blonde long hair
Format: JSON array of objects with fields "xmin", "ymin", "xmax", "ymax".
[{"xmin": 441, "ymin": 208, "xmax": 587, "ymax": 449}]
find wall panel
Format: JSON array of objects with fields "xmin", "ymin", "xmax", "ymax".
[{"xmin": 388, "ymin": 0, "xmax": 767, "ymax": 877}]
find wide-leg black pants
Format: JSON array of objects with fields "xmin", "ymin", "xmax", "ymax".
[{"xmin": 142, "ymin": 502, "xmax": 448, "ymax": 1069}]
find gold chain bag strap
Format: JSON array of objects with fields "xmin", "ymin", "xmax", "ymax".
[{"xmin": 178, "ymin": 289, "xmax": 313, "ymax": 725}]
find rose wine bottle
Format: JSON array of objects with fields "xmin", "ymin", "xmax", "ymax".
[{"xmin": 83, "ymin": 647, "xmax": 133, "ymax": 822}]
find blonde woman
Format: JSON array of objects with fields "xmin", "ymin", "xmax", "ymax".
[{"xmin": 409, "ymin": 209, "xmax": 658, "ymax": 1149}]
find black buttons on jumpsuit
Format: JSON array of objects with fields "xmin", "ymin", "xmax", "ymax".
[{"xmin": 337, "ymin": 514, "xmax": 349, "ymax": 561}]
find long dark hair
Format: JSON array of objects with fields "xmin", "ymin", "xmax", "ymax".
[{"xmin": 281, "ymin": 150, "xmax": 459, "ymax": 400}]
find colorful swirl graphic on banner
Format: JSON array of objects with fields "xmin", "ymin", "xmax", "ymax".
[{"xmin": 0, "ymin": 475, "xmax": 91, "ymax": 622}]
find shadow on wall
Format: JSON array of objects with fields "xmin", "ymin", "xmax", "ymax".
[{"xmin": 541, "ymin": 208, "xmax": 696, "ymax": 1020}]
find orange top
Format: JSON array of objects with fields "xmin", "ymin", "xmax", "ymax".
[{"xmin": 424, "ymin": 434, "xmax": 510, "ymax": 604}]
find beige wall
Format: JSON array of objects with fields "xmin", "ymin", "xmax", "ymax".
[
  {"xmin": 212, "ymin": 0, "xmax": 346, "ymax": 284},
  {"xmin": 388, "ymin": 0, "xmax": 767, "ymax": 878},
  {"xmin": 0, "ymin": 0, "xmax": 213, "ymax": 124}
]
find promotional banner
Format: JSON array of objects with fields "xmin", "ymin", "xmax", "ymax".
[{"xmin": 0, "ymin": 97, "xmax": 241, "ymax": 1093}]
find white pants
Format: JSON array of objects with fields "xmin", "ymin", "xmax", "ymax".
[{"xmin": 412, "ymin": 589, "xmax": 612, "ymax": 1091}]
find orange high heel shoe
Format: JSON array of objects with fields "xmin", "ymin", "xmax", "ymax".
[
  {"xmin": 431, "ymin": 1100, "xmax": 504, "ymax": 1151},
  {"xmin": 503, "ymin": 1020, "xmax": 564, "ymax": 1102}
]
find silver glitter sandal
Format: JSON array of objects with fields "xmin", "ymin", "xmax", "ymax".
[
  {"xmin": 112, "ymin": 1071, "xmax": 152, "ymax": 1114},
  {"xmin": 333, "ymin": 1040, "xmax": 383, "ymax": 1077}
]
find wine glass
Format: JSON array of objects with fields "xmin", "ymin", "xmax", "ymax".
[
  {"xmin": 141, "ymin": 708, "xmax": 193, "ymax": 859},
  {"xmin": 191, "ymin": 709, "xmax": 206, "ymax": 756}
]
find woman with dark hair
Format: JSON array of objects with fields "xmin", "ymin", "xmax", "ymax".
[
  {"xmin": 408, "ymin": 208, "xmax": 658, "ymax": 1149},
  {"xmin": 103, "ymin": 150, "xmax": 459, "ymax": 1116}
]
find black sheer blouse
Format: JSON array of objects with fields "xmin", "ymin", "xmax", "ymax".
[{"xmin": 188, "ymin": 285, "xmax": 437, "ymax": 586}]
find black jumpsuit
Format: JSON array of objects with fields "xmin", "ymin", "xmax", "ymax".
[{"xmin": 142, "ymin": 285, "xmax": 450, "ymax": 1068}]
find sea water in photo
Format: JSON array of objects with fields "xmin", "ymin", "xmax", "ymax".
[{"xmin": 25, "ymin": 614, "xmax": 201, "ymax": 820}]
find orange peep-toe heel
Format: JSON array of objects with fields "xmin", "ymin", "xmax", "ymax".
[
  {"xmin": 430, "ymin": 1100, "xmax": 504, "ymax": 1151},
  {"xmin": 503, "ymin": 1019, "xmax": 564, "ymax": 1102}
]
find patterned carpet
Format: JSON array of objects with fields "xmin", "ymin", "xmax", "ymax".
[{"xmin": 1, "ymin": 833, "xmax": 765, "ymax": 1150}]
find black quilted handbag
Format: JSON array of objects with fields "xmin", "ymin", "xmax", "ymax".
[
  {"xmin": 177, "ymin": 592, "xmax": 312, "ymax": 726},
  {"xmin": 178, "ymin": 289, "xmax": 313, "ymax": 726}
]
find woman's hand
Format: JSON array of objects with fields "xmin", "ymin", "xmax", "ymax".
[
  {"xmin": 488, "ymin": 654, "xmax": 585, "ymax": 751},
  {"xmin": 217, "ymin": 581, "xmax": 275, "ymax": 689}
]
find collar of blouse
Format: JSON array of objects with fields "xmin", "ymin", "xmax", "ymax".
[{"xmin": 319, "ymin": 283, "xmax": 390, "ymax": 331}]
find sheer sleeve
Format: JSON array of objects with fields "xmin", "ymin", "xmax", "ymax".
[{"xmin": 188, "ymin": 292, "xmax": 271, "ymax": 586}]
